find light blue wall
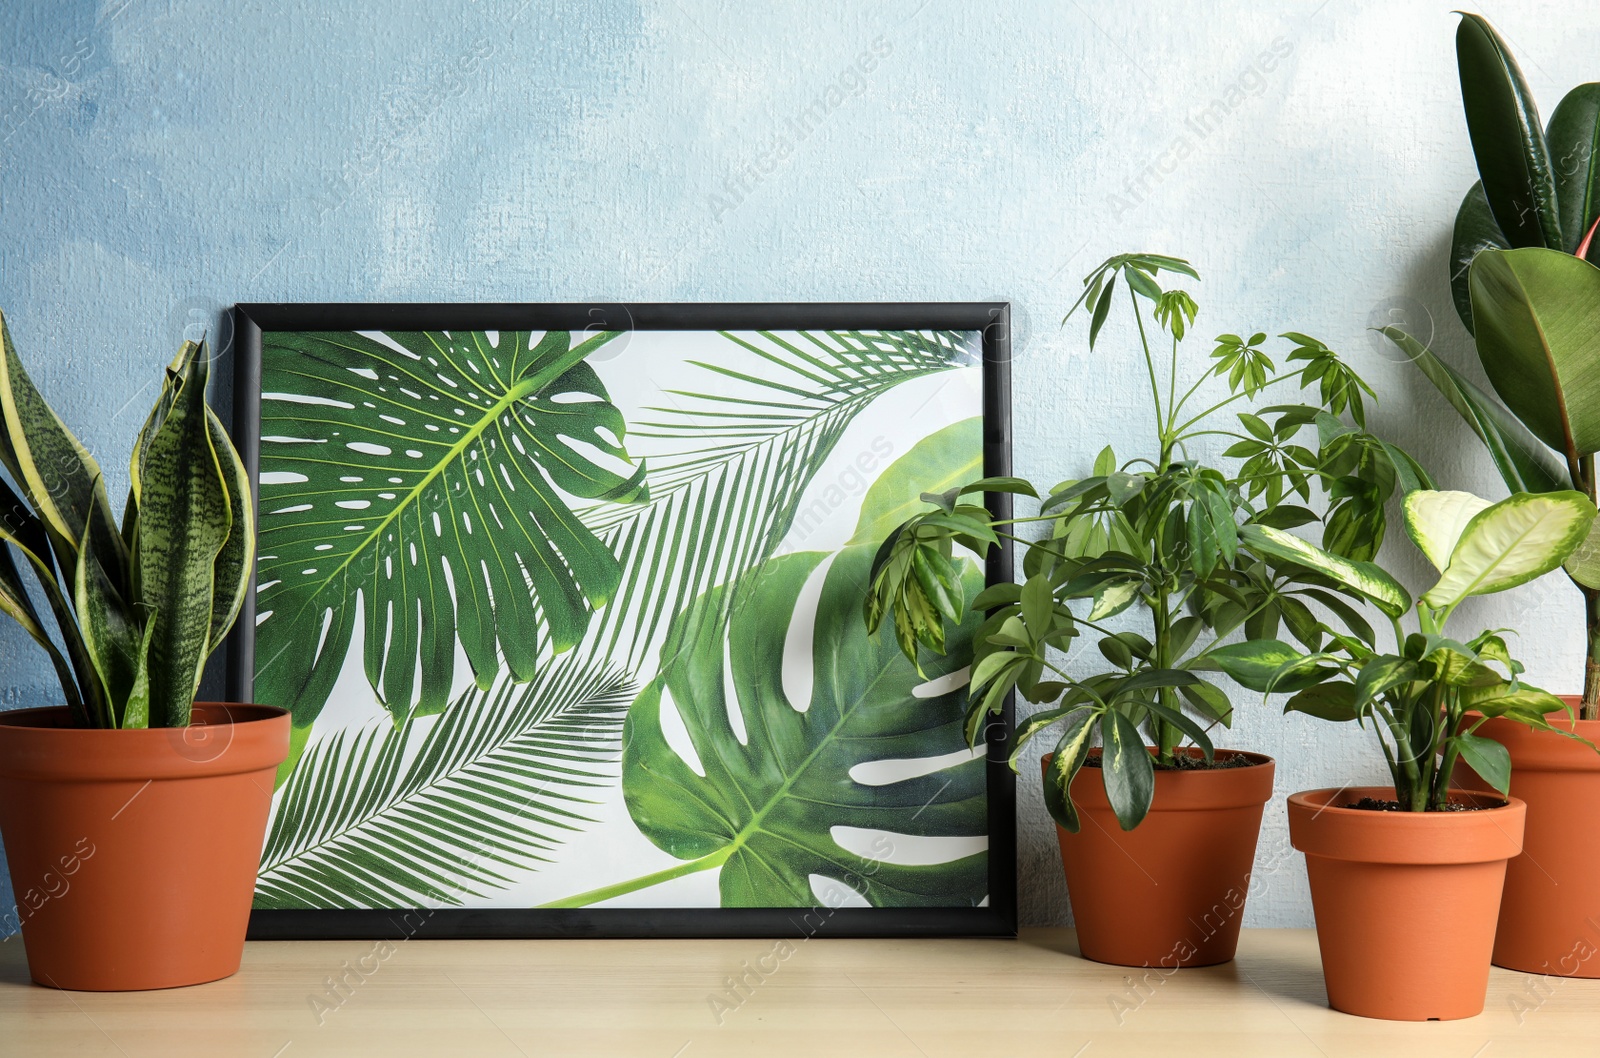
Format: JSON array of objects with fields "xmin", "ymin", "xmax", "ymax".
[{"xmin": 1, "ymin": 0, "xmax": 1594, "ymax": 931}]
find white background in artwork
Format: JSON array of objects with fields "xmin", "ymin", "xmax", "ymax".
[{"xmin": 273, "ymin": 330, "xmax": 986, "ymax": 909}]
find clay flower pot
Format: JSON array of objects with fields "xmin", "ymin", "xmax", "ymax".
[
  {"xmin": 1287, "ymin": 786, "xmax": 1525, "ymax": 1020},
  {"xmin": 0, "ymin": 703, "xmax": 288, "ymax": 991},
  {"xmin": 1044, "ymin": 747, "xmax": 1274, "ymax": 968},
  {"xmin": 1452, "ymin": 699, "xmax": 1600, "ymax": 977}
]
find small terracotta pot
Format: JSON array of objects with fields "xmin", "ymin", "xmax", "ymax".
[
  {"xmin": 0, "ymin": 703, "xmax": 288, "ymax": 990},
  {"xmin": 1044, "ymin": 747, "xmax": 1274, "ymax": 968},
  {"xmin": 1288, "ymin": 786, "xmax": 1525, "ymax": 1020},
  {"xmin": 1452, "ymin": 699, "xmax": 1600, "ymax": 977}
]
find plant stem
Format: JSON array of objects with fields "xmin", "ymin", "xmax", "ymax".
[
  {"xmin": 1168, "ymin": 373, "xmax": 1301, "ymax": 442},
  {"xmin": 1130, "ymin": 289, "xmax": 1166, "ymax": 456},
  {"xmin": 537, "ymin": 846, "xmax": 733, "ymax": 908},
  {"xmin": 1585, "ymin": 588, "xmax": 1600, "ymax": 722}
]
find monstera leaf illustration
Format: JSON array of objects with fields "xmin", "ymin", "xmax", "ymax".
[
  {"xmin": 254, "ymin": 329, "xmax": 647, "ymax": 725},
  {"xmin": 620, "ymin": 543, "xmax": 989, "ymax": 907}
]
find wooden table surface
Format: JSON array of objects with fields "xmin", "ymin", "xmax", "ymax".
[{"xmin": 2, "ymin": 928, "xmax": 1596, "ymax": 1057}]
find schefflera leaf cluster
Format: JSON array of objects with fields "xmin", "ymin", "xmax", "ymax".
[
  {"xmin": 0, "ymin": 312, "xmax": 251, "ymax": 729},
  {"xmin": 864, "ymin": 254, "xmax": 1424, "ymax": 833}
]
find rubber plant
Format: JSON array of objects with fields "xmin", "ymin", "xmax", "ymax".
[
  {"xmin": 863, "ymin": 253, "xmax": 1427, "ymax": 831},
  {"xmin": 1203, "ymin": 489, "xmax": 1598, "ymax": 809},
  {"xmin": 0, "ymin": 311, "xmax": 251, "ymax": 729},
  {"xmin": 1384, "ymin": 12, "xmax": 1600, "ymax": 718}
]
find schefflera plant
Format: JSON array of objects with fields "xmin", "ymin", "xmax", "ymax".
[
  {"xmin": 864, "ymin": 253, "xmax": 1426, "ymax": 831},
  {"xmin": 0, "ymin": 312, "xmax": 251, "ymax": 729}
]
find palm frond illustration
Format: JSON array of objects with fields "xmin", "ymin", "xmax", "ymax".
[{"xmin": 254, "ymin": 655, "xmax": 633, "ymax": 909}]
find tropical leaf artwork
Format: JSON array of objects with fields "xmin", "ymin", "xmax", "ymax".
[
  {"xmin": 254, "ymin": 329, "xmax": 647, "ymax": 726},
  {"xmin": 250, "ymin": 324, "xmax": 989, "ymax": 912},
  {"xmin": 610, "ymin": 545, "xmax": 987, "ymax": 908}
]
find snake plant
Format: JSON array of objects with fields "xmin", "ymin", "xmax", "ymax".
[{"xmin": 0, "ymin": 311, "xmax": 251, "ymax": 728}]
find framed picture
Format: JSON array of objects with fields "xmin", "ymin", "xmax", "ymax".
[{"xmin": 227, "ymin": 302, "xmax": 1015, "ymax": 939}]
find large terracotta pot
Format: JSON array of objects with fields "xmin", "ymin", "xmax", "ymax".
[
  {"xmin": 1288, "ymin": 786, "xmax": 1525, "ymax": 1020},
  {"xmin": 1045, "ymin": 747, "xmax": 1273, "ymax": 968},
  {"xmin": 0, "ymin": 703, "xmax": 288, "ymax": 990},
  {"xmin": 1452, "ymin": 698, "xmax": 1600, "ymax": 977}
]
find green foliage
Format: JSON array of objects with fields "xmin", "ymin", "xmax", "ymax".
[
  {"xmin": 0, "ymin": 314, "xmax": 251, "ymax": 728},
  {"xmin": 626, "ymin": 544, "xmax": 988, "ymax": 906},
  {"xmin": 1394, "ymin": 12, "xmax": 1600, "ymax": 718},
  {"xmin": 255, "ymin": 658, "xmax": 634, "ymax": 908},
  {"xmin": 253, "ymin": 329, "xmax": 648, "ymax": 728},
  {"xmin": 863, "ymin": 253, "xmax": 1425, "ymax": 831},
  {"xmin": 1204, "ymin": 488, "xmax": 1598, "ymax": 810}
]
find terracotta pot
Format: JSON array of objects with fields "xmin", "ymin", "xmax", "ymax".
[
  {"xmin": 0, "ymin": 703, "xmax": 288, "ymax": 990},
  {"xmin": 1452, "ymin": 699, "xmax": 1600, "ymax": 977},
  {"xmin": 1044, "ymin": 747, "xmax": 1274, "ymax": 968},
  {"xmin": 1288, "ymin": 786, "xmax": 1525, "ymax": 1020}
]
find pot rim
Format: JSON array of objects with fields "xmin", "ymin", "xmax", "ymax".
[
  {"xmin": 1287, "ymin": 786, "xmax": 1526, "ymax": 865},
  {"xmin": 0, "ymin": 703, "xmax": 290, "ymax": 781},
  {"xmin": 1046, "ymin": 746, "xmax": 1276, "ymax": 812},
  {"xmin": 0, "ymin": 702, "xmax": 287, "ymax": 731}
]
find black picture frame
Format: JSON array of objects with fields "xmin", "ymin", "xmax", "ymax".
[{"xmin": 227, "ymin": 302, "xmax": 1016, "ymax": 941}]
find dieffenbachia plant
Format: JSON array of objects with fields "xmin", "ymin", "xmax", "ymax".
[
  {"xmin": 1384, "ymin": 12, "xmax": 1600, "ymax": 718},
  {"xmin": 1204, "ymin": 489, "xmax": 1598, "ymax": 811},
  {"xmin": 0, "ymin": 311, "xmax": 251, "ymax": 728},
  {"xmin": 864, "ymin": 253, "xmax": 1426, "ymax": 831}
]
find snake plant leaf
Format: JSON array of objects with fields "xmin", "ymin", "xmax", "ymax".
[
  {"xmin": 0, "ymin": 535, "xmax": 81, "ymax": 721},
  {"xmin": 1382, "ymin": 326, "xmax": 1568, "ymax": 494},
  {"xmin": 129, "ymin": 343, "xmax": 188, "ymax": 502},
  {"xmin": 1450, "ymin": 183, "xmax": 1511, "ymax": 333},
  {"xmin": 137, "ymin": 340, "xmax": 232, "ymax": 728},
  {"xmin": 1548, "ymin": 83, "xmax": 1600, "ymax": 261},
  {"xmin": 623, "ymin": 544, "xmax": 988, "ymax": 907},
  {"xmin": 254, "ymin": 329, "xmax": 646, "ymax": 725},
  {"xmin": 1456, "ymin": 13, "xmax": 1563, "ymax": 250},
  {"xmin": 1423, "ymin": 491, "xmax": 1596, "ymax": 610},
  {"xmin": 1404, "ymin": 490, "xmax": 1492, "ymax": 572},
  {"xmin": 0, "ymin": 475, "xmax": 104, "ymax": 724},
  {"xmin": 205, "ymin": 408, "xmax": 253, "ymax": 646},
  {"xmin": 1470, "ymin": 248, "xmax": 1600, "ymax": 462},
  {"xmin": 1239, "ymin": 523, "xmax": 1411, "ymax": 618},
  {"xmin": 0, "ymin": 310, "xmax": 124, "ymax": 581},
  {"xmin": 74, "ymin": 490, "xmax": 144, "ymax": 726}
]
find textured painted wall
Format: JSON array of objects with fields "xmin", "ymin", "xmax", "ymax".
[{"xmin": 0, "ymin": 0, "xmax": 1595, "ymax": 932}]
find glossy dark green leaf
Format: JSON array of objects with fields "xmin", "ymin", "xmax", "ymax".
[
  {"xmin": 1547, "ymin": 83, "xmax": 1600, "ymax": 260},
  {"xmin": 1450, "ymin": 183, "xmax": 1512, "ymax": 333},
  {"xmin": 1456, "ymin": 13, "xmax": 1562, "ymax": 250},
  {"xmin": 1383, "ymin": 325, "xmax": 1568, "ymax": 493},
  {"xmin": 1470, "ymin": 248, "xmax": 1600, "ymax": 462}
]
